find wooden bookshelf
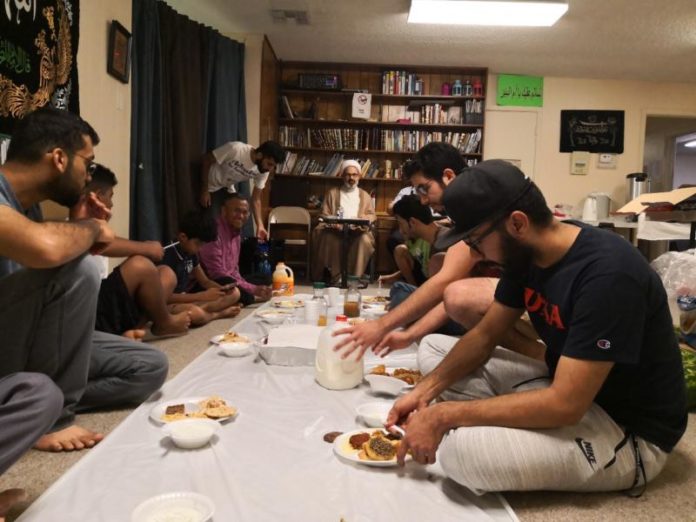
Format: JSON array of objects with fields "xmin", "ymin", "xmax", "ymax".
[{"xmin": 271, "ymin": 60, "xmax": 488, "ymax": 275}]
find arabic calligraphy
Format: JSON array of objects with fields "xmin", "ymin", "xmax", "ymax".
[
  {"xmin": 560, "ymin": 110, "xmax": 624, "ymax": 153},
  {"xmin": 499, "ymin": 85, "xmax": 543, "ymax": 99},
  {"xmin": 0, "ymin": 37, "xmax": 31, "ymax": 73},
  {"xmin": 4, "ymin": 0, "xmax": 37, "ymax": 24}
]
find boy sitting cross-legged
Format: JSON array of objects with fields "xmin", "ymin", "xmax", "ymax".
[{"xmin": 92, "ymin": 166, "xmax": 240, "ymax": 336}]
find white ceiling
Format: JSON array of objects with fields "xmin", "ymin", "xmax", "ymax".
[{"xmin": 178, "ymin": 0, "xmax": 696, "ymax": 83}]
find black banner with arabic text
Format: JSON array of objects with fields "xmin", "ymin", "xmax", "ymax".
[{"xmin": 0, "ymin": 0, "xmax": 80, "ymax": 135}]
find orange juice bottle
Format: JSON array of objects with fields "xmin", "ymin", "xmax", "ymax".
[{"xmin": 272, "ymin": 262, "xmax": 294, "ymax": 296}]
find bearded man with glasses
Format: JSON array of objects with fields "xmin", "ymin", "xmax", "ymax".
[{"xmin": 386, "ymin": 160, "xmax": 687, "ymax": 495}]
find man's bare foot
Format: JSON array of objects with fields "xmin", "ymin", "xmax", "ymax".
[
  {"xmin": 0, "ymin": 488, "xmax": 27, "ymax": 520},
  {"xmin": 123, "ymin": 329, "xmax": 146, "ymax": 341},
  {"xmin": 34, "ymin": 425, "xmax": 104, "ymax": 452},
  {"xmin": 219, "ymin": 305, "xmax": 241, "ymax": 319},
  {"xmin": 151, "ymin": 311, "xmax": 191, "ymax": 336}
]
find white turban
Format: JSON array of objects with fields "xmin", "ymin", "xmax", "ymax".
[{"xmin": 340, "ymin": 159, "xmax": 362, "ymax": 176}]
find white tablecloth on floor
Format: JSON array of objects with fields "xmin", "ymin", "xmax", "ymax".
[{"xmin": 18, "ymin": 296, "xmax": 518, "ymax": 522}]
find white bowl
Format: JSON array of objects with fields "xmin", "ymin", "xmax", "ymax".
[
  {"xmin": 131, "ymin": 491, "xmax": 214, "ymax": 522},
  {"xmin": 163, "ymin": 419, "xmax": 219, "ymax": 449},
  {"xmin": 355, "ymin": 402, "xmax": 392, "ymax": 428},
  {"xmin": 218, "ymin": 341, "xmax": 254, "ymax": 357},
  {"xmin": 255, "ymin": 309, "xmax": 292, "ymax": 324},
  {"xmin": 364, "ymin": 374, "xmax": 409, "ymax": 396}
]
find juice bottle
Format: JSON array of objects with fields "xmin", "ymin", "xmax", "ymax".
[
  {"xmin": 343, "ymin": 276, "xmax": 361, "ymax": 318},
  {"xmin": 272, "ymin": 262, "xmax": 294, "ymax": 296},
  {"xmin": 312, "ymin": 282, "xmax": 329, "ymax": 326}
]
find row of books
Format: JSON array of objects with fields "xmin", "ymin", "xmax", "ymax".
[
  {"xmin": 382, "ymin": 130, "xmax": 483, "ymax": 154},
  {"xmin": 279, "ymin": 125, "xmax": 482, "ymax": 154},
  {"xmin": 380, "ymin": 105, "xmax": 483, "ymax": 125},
  {"xmin": 280, "ymin": 151, "xmax": 406, "ymax": 179},
  {"xmin": 381, "ymin": 70, "xmax": 421, "ymax": 95}
]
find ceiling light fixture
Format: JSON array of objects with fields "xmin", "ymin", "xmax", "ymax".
[
  {"xmin": 684, "ymin": 140, "xmax": 696, "ymax": 148},
  {"xmin": 408, "ymin": 0, "xmax": 569, "ymax": 27}
]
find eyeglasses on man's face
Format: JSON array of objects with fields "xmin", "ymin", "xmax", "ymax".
[
  {"xmin": 74, "ymin": 153, "xmax": 97, "ymax": 175},
  {"xmin": 463, "ymin": 217, "xmax": 504, "ymax": 256}
]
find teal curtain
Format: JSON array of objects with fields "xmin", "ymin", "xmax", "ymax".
[{"xmin": 130, "ymin": 0, "xmax": 247, "ymax": 241}]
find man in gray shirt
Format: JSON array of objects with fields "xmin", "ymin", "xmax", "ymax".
[{"xmin": 0, "ymin": 108, "xmax": 167, "ymax": 470}]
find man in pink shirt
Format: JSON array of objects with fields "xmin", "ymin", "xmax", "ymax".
[{"xmin": 199, "ymin": 193, "xmax": 272, "ymax": 304}]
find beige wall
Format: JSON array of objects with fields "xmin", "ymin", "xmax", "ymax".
[
  {"xmin": 485, "ymin": 75, "xmax": 696, "ymax": 214},
  {"xmin": 42, "ymin": 0, "xmax": 132, "ymax": 250}
]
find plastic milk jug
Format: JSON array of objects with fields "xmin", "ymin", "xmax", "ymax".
[
  {"xmin": 315, "ymin": 315, "xmax": 364, "ymax": 390},
  {"xmin": 272, "ymin": 262, "xmax": 294, "ymax": 296}
]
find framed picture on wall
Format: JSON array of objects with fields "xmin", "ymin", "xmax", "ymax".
[{"xmin": 107, "ymin": 20, "xmax": 131, "ymax": 83}]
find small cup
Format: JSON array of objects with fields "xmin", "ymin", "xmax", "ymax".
[
  {"xmin": 327, "ymin": 287, "xmax": 341, "ymax": 307},
  {"xmin": 304, "ymin": 300, "xmax": 320, "ymax": 325}
]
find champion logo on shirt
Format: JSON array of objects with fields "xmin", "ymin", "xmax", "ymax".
[{"xmin": 596, "ymin": 339, "xmax": 611, "ymax": 350}]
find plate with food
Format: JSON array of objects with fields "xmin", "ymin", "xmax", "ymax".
[
  {"xmin": 364, "ymin": 365, "xmax": 422, "ymax": 395},
  {"xmin": 149, "ymin": 396, "xmax": 238, "ymax": 424},
  {"xmin": 362, "ymin": 295, "xmax": 390, "ymax": 305},
  {"xmin": 333, "ymin": 429, "xmax": 410, "ymax": 467},
  {"xmin": 254, "ymin": 308, "xmax": 294, "ymax": 324},
  {"xmin": 209, "ymin": 331, "xmax": 252, "ymax": 345},
  {"xmin": 271, "ymin": 298, "xmax": 305, "ymax": 309}
]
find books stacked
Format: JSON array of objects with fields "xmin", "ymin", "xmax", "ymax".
[
  {"xmin": 382, "ymin": 70, "xmax": 419, "ymax": 95},
  {"xmin": 278, "ymin": 152, "xmax": 325, "ymax": 176}
]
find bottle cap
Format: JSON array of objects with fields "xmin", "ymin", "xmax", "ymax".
[
  {"xmin": 313, "ymin": 282, "xmax": 326, "ymax": 289},
  {"xmin": 335, "ymin": 315, "xmax": 348, "ymax": 322}
]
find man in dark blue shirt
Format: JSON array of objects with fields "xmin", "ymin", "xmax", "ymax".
[{"xmin": 387, "ymin": 160, "xmax": 687, "ymax": 495}]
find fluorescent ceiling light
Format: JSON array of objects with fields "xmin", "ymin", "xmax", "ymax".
[
  {"xmin": 408, "ymin": 0, "xmax": 569, "ymax": 27},
  {"xmin": 684, "ymin": 140, "xmax": 696, "ymax": 148}
]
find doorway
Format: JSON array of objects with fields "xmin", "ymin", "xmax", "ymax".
[{"xmin": 644, "ymin": 116, "xmax": 696, "ymax": 193}]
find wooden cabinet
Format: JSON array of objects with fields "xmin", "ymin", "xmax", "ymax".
[{"xmin": 269, "ymin": 61, "xmax": 488, "ymax": 275}]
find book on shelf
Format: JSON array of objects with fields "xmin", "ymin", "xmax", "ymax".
[{"xmin": 280, "ymin": 96, "xmax": 294, "ymax": 119}]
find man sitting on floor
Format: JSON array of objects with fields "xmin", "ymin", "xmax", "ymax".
[
  {"xmin": 311, "ymin": 159, "xmax": 376, "ymax": 284},
  {"xmin": 199, "ymin": 193, "xmax": 272, "ymax": 304},
  {"xmin": 388, "ymin": 160, "xmax": 687, "ymax": 494},
  {"xmin": 89, "ymin": 164, "xmax": 191, "ymax": 338},
  {"xmin": 0, "ymin": 107, "xmax": 168, "ymax": 454},
  {"xmin": 160, "ymin": 209, "xmax": 243, "ymax": 323},
  {"xmin": 335, "ymin": 142, "xmax": 542, "ymax": 358},
  {"xmin": 380, "ymin": 194, "xmax": 441, "ymax": 287}
]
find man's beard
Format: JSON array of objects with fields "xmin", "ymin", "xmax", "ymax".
[
  {"xmin": 342, "ymin": 181, "xmax": 358, "ymax": 191},
  {"xmin": 499, "ymin": 229, "xmax": 534, "ymax": 280},
  {"xmin": 50, "ymin": 160, "xmax": 82, "ymax": 208},
  {"xmin": 255, "ymin": 158, "xmax": 269, "ymax": 173}
]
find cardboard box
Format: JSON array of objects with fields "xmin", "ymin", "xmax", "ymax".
[{"xmin": 616, "ymin": 187, "xmax": 696, "ymax": 214}]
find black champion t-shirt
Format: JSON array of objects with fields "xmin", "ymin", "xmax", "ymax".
[{"xmin": 495, "ymin": 223, "xmax": 687, "ymax": 452}]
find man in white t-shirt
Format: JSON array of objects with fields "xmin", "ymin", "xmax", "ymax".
[{"xmin": 200, "ymin": 141, "xmax": 286, "ymax": 240}]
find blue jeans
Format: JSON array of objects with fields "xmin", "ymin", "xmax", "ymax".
[{"xmin": 389, "ymin": 282, "xmax": 466, "ymax": 337}]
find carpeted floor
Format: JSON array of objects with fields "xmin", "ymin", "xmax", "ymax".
[{"xmin": 1, "ymin": 285, "xmax": 694, "ymax": 521}]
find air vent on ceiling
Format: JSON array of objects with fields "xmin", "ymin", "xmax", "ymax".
[{"xmin": 270, "ymin": 9, "xmax": 310, "ymax": 25}]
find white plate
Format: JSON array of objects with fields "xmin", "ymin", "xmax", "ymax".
[
  {"xmin": 149, "ymin": 397, "xmax": 238, "ymax": 424},
  {"xmin": 364, "ymin": 367, "xmax": 418, "ymax": 396},
  {"xmin": 333, "ymin": 429, "xmax": 410, "ymax": 467},
  {"xmin": 255, "ymin": 309, "xmax": 294, "ymax": 324},
  {"xmin": 131, "ymin": 491, "xmax": 214, "ymax": 522},
  {"xmin": 362, "ymin": 296, "xmax": 389, "ymax": 305},
  {"xmin": 272, "ymin": 298, "xmax": 305, "ymax": 309}
]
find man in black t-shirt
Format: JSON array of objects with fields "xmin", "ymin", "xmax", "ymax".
[{"xmin": 387, "ymin": 160, "xmax": 687, "ymax": 494}]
